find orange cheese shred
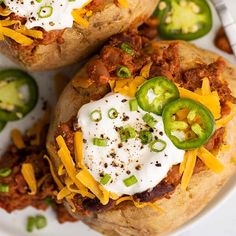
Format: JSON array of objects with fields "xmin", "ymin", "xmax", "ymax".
[
  {"xmin": 11, "ymin": 129, "xmax": 25, "ymax": 149},
  {"xmin": 177, "ymin": 86, "xmax": 221, "ymax": 119},
  {"xmin": 21, "ymin": 163, "xmax": 37, "ymax": 195},
  {"xmin": 198, "ymin": 147, "xmax": 224, "ymax": 173},
  {"xmin": 44, "ymin": 155, "xmax": 64, "ymax": 190},
  {"xmin": 57, "ymin": 187, "xmax": 71, "ymax": 201},
  {"xmin": 74, "ymin": 131, "xmax": 84, "ymax": 168},
  {"xmin": 181, "ymin": 149, "xmax": 197, "ymax": 190},
  {"xmin": 179, "ymin": 151, "xmax": 188, "ymax": 175},
  {"xmin": 117, "ymin": 0, "xmax": 129, "ymax": 8}
]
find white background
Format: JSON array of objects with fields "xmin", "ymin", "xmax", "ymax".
[{"xmin": 0, "ymin": 0, "xmax": 235, "ymax": 235}]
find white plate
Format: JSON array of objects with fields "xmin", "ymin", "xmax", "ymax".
[{"xmin": 0, "ymin": 1, "xmax": 235, "ymax": 235}]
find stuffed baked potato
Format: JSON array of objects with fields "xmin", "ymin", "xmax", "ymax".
[
  {"xmin": 46, "ymin": 28, "xmax": 236, "ymax": 235},
  {"xmin": 0, "ymin": 0, "xmax": 159, "ymax": 71}
]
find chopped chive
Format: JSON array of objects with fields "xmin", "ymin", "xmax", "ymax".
[
  {"xmin": 93, "ymin": 138, "xmax": 108, "ymax": 147},
  {"xmin": 108, "ymin": 108, "xmax": 119, "ymax": 119},
  {"xmin": 119, "ymin": 127, "xmax": 136, "ymax": 142},
  {"xmin": 150, "ymin": 139, "xmax": 166, "ymax": 152},
  {"xmin": 116, "ymin": 66, "xmax": 131, "ymax": 78},
  {"xmin": 129, "ymin": 99, "xmax": 138, "ymax": 111},
  {"xmin": 26, "ymin": 216, "xmax": 35, "ymax": 233},
  {"xmin": 120, "ymin": 43, "xmax": 134, "ymax": 55},
  {"xmin": 0, "ymin": 168, "xmax": 11, "ymax": 177},
  {"xmin": 38, "ymin": 6, "xmax": 53, "ymax": 18},
  {"xmin": 143, "ymin": 113, "xmax": 157, "ymax": 128},
  {"xmin": 123, "ymin": 175, "xmax": 138, "ymax": 187},
  {"xmin": 43, "ymin": 197, "xmax": 54, "ymax": 206},
  {"xmin": 139, "ymin": 130, "xmax": 153, "ymax": 144},
  {"xmin": 100, "ymin": 174, "xmax": 111, "ymax": 185},
  {"xmin": 0, "ymin": 183, "xmax": 9, "ymax": 192},
  {"xmin": 90, "ymin": 109, "xmax": 102, "ymax": 122},
  {"xmin": 35, "ymin": 215, "xmax": 47, "ymax": 230}
]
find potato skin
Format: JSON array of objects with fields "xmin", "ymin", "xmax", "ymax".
[
  {"xmin": 47, "ymin": 41, "xmax": 236, "ymax": 235},
  {"xmin": 0, "ymin": 0, "xmax": 159, "ymax": 71}
]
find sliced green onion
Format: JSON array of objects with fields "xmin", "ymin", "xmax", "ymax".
[
  {"xmin": 119, "ymin": 127, "xmax": 136, "ymax": 142},
  {"xmin": 143, "ymin": 113, "xmax": 157, "ymax": 128},
  {"xmin": 150, "ymin": 139, "xmax": 167, "ymax": 152},
  {"xmin": 0, "ymin": 168, "xmax": 11, "ymax": 177},
  {"xmin": 0, "ymin": 183, "xmax": 9, "ymax": 192},
  {"xmin": 43, "ymin": 197, "xmax": 54, "ymax": 206},
  {"xmin": 90, "ymin": 109, "xmax": 102, "ymax": 122},
  {"xmin": 100, "ymin": 174, "xmax": 111, "ymax": 185},
  {"xmin": 36, "ymin": 0, "xmax": 42, "ymax": 2},
  {"xmin": 121, "ymin": 43, "xmax": 134, "ymax": 55},
  {"xmin": 27, "ymin": 216, "xmax": 35, "ymax": 233},
  {"xmin": 108, "ymin": 108, "xmax": 119, "ymax": 119},
  {"xmin": 116, "ymin": 66, "xmax": 131, "ymax": 78},
  {"xmin": 139, "ymin": 130, "xmax": 153, "ymax": 145},
  {"xmin": 129, "ymin": 99, "xmax": 138, "ymax": 111},
  {"xmin": 93, "ymin": 138, "xmax": 108, "ymax": 147},
  {"xmin": 38, "ymin": 6, "xmax": 53, "ymax": 18},
  {"xmin": 35, "ymin": 215, "xmax": 47, "ymax": 230},
  {"xmin": 123, "ymin": 175, "xmax": 138, "ymax": 187}
]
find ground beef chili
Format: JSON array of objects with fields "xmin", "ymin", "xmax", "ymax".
[
  {"xmin": 0, "ymin": 122, "xmax": 78, "ymax": 223},
  {"xmin": 55, "ymin": 28, "xmax": 235, "ymax": 213}
]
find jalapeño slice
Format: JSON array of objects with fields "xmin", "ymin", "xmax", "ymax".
[
  {"xmin": 136, "ymin": 76, "xmax": 179, "ymax": 115},
  {"xmin": 0, "ymin": 69, "xmax": 38, "ymax": 121},
  {"xmin": 154, "ymin": 0, "xmax": 212, "ymax": 41},
  {"xmin": 162, "ymin": 98, "xmax": 215, "ymax": 150}
]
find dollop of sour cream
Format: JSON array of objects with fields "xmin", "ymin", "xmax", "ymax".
[
  {"xmin": 77, "ymin": 93, "xmax": 184, "ymax": 196},
  {"xmin": 4, "ymin": 0, "xmax": 90, "ymax": 31}
]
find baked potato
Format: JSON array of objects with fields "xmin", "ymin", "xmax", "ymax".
[
  {"xmin": 46, "ymin": 29, "xmax": 236, "ymax": 235},
  {"xmin": 0, "ymin": 0, "xmax": 159, "ymax": 71}
]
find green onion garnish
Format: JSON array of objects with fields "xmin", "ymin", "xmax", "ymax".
[
  {"xmin": 93, "ymin": 138, "xmax": 108, "ymax": 147},
  {"xmin": 120, "ymin": 43, "xmax": 134, "ymax": 55},
  {"xmin": 116, "ymin": 66, "xmax": 131, "ymax": 78},
  {"xmin": 27, "ymin": 216, "xmax": 35, "ymax": 233},
  {"xmin": 129, "ymin": 99, "xmax": 138, "ymax": 111},
  {"xmin": 108, "ymin": 108, "xmax": 119, "ymax": 119},
  {"xmin": 123, "ymin": 175, "xmax": 138, "ymax": 187},
  {"xmin": 0, "ymin": 168, "xmax": 11, "ymax": 177},
  {"xmin": 119, "ymin": 127, "xmax": 136, "ymax": 142},
  {"xmin": 90, "ymin": 109, "xmax": 102, "ymax": 122},
  {"xmin": 38, "ymin": 6, "xmax": 53, "ymax": 18},
  {"xmin": 150, "ymin": 139, "xmax": 167, "ymax": 152},
  {"xmin": 35, "ymin": 215, "xmax": 47, "ymax": 230},
  {"xmin": 0, "ymin": 183, "xmax": 9, "ymax": 192},
  {"xmin": 100, "ymin": 174, "xmax": 111, "ymax": 185},
  {"xmin": 143, "ymin": 113, "xmax": 157, "ymax": 128},
  {"xmin": 139, "ymin": 130, "xmax": 153, "ymax": 144},
  {"xmin": 43, "ymin": 197, "xmax": 54, "ymax": 206}
]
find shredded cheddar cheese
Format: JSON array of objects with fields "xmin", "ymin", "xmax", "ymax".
[
  {"xmin": 74, "ymin": 131, "xmax": 84, "ymax": 168},
  {"xmin": 117, "ymin": 0, "xmax": 129, "ymax": 8},
  {"xmin": 177, "ymin": 86, "xmax": 221, "ymax": 119},
  {"xmin": 216, "ymin": 102, "xmax": 236, "ymax": 128},
  {"xmin": 181, "ymin": 149, "xmax": 197, "ymax": 190},
  {"xmin": 21, "ymin": 163, "xmax": 37, "ymax": 195},
  {"xmin": 198, "ymin": 147, "xmax": 224, "ymax": 173},
  {"xmin": 57, "ymin": 186, "xmax": 71, "ymax": 201},
  {"xmin": 44, "ymin": 155, "xmax": 64, "ymax": 190},
  {"xmin": 11, "ymin": 129, "xmax": 25, "ymax": 149}
]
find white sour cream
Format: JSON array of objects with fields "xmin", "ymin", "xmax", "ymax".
[
  {"xmin": 77, "ymin": 93, "xmax": 184, "ymax": 196},
  {"xmin": 4, "ymin": 0, "xmax": 90, "ymax": 31}
]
